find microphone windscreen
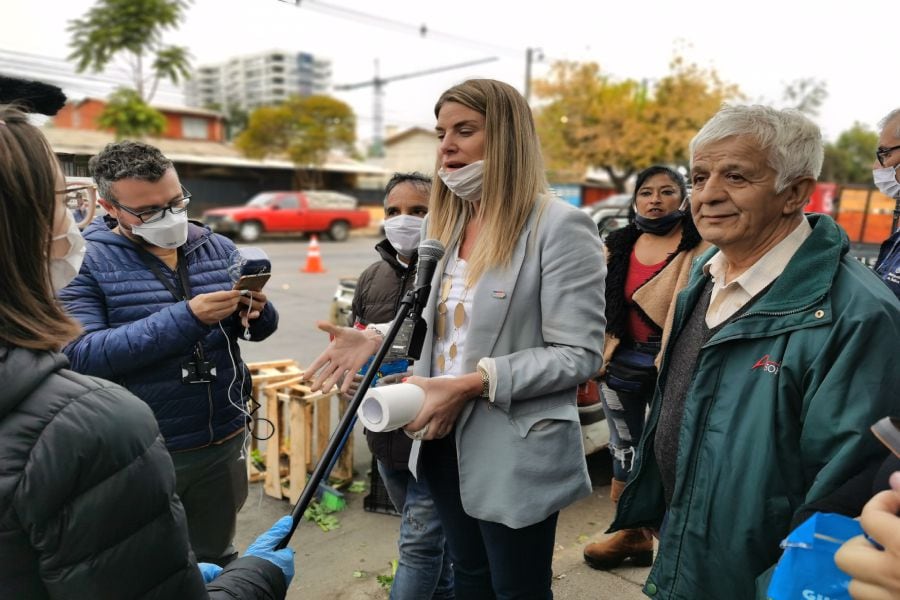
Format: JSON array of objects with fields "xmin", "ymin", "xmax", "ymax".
[
  {"xmin": 228, "ymin": 247, "xmax": 271, "ymax": 282},
  {"xmin": 418, "ymin": 239, "xmax": 445, "ymax": 262},
  {"xmin": 0, "ymin": 76, "xmax": 67, "ymax": 116}
]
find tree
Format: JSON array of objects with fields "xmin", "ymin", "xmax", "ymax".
[
  {"xmin": 821, "ymin": 122, "xmax": 878, "ymax": 184},
  {"xmin": 96, "ymin": 88, "xmax": 167, "ymax": 140},
  {"xmin": 533, "ymin": 56, "xmax": 739, "ymax": 191},
  {"xmin": 203, "ymin": 102, "xmax": 248, "ymax": 141},
  {"xmin": 781, "ymin": 78, "xmax": 828, "ymax": 117},
  {"xmin": 235, "ymin": 95, "xmax": 356, "ymax": 188},
  {"xmin": 68, "ymin": 0, "xmax": 192, "ymax": 138}
]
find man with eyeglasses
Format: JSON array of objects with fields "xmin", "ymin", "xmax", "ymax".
[
  {"xmin": 58, "ymin": 140, "xmax": 279, "ymax": 568},
  {"xmin": 873, "ymin": 108, "xmax": 900, "ymax": 300}
]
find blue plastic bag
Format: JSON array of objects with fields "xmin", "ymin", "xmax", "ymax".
[
  {"xmin": 767, "ymin": 513, "xmax": 862, "ymax": 600},
  {"xmin": 358, "ymin": 356, "xmax": 409, "ymax": 387}
]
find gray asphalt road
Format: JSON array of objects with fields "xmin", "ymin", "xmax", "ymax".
[
  {"xmin": 235, "ymin": 233, "xmax": 375, "ymax": 368},
  {"xmin": 232, "ymin": 233, "xmax": 648, "ymax": 600}
]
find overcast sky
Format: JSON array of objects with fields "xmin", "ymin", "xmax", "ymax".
[{"xmin": 3, "ymin": 0, "xmax": 894, "ymax": 146}]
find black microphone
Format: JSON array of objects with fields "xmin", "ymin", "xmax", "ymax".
[
  {"xmin": 413, "ymin": 239, "xmax": 446, "ymax": 293},
  {"xmin": 388, "ymin": 239, "xmax": 445, "ymax": 360}
]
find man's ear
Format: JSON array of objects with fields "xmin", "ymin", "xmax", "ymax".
[
  {"xmin": 782, "ymin": 177, "xmax": 817, "ymax": 215},
  {"xmin": 97, "ymin": 197, "xmax": 115, "ymax": 214}
]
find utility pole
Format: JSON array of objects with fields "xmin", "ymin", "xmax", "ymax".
[
  {"xmin": 372, "ymin": 59, "xmax": 384, "ymax": 158},
  {"xmin": 524, "ymin": 47, "xmax": 543, "ymax": 105},
  {"xmin": 335, "ymin": 56, "xmax": 497, "ymax": 158}
]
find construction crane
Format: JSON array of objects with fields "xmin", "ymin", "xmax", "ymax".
[{"xmin": 334, "ymin": 56, "xmax": 497, "ymax": 157}]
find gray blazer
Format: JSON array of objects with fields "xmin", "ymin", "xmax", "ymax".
[{"xmin": 414, "ymin": 197, "xmax": 607, "ymax": 528}]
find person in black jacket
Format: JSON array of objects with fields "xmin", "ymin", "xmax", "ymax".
[
  {"xmin": 0, "ymin": 101, "xmax": 294, "ymax": 599},
  {"xmin": 350, "ymin": 172, "xmax": 454, "ymax": 600}
]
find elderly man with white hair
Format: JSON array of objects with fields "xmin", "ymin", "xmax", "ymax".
[{"xmin": 609, "ymin": 105, "xmax": 900, "ymax": 600}]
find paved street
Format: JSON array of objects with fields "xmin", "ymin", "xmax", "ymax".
[{"xmin": 233, "ymin": 232, "xmax": 649, "ymax": 599}]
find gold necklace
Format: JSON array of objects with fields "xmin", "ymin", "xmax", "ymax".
[{"xmin": 435, "ymin": 254, "xmax": 471, "ymax": 374}]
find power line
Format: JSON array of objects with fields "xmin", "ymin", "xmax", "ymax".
[
  {"xmin": 273, "ymin": 0, "xmax": 530, "ymax": 59},
  {"xmin": 0, "ymin": 49, "xmax": 184, "ymax": 103}
]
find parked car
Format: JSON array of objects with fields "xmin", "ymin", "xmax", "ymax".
[
  {"xmin": 202, "ymin": 190, "xmax": 371, "ymax": 242},
  {"xmin": 581, "ymin": 194, "xmax": 632, "ymax": 240},
  {"xmin": 329, "ymin": 277, "xmax": 357, "ymax": 327}
]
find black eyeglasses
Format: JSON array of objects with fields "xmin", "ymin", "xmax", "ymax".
[
  {"xmin": 876, "ymin": 144, "xmax": 900, "ymax": 167},
  {"xmin": 108, "ymin": 185, "xmax": 192, "ymax": 224}
]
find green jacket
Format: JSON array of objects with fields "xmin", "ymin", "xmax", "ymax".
[{"xmin": 610, "ymin": 215, "xmax": 900, "ymax": 599}]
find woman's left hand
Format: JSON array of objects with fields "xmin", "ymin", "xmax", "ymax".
[{"xmin": 403, "ymin": 375, "xmax": 477, "ymax": 440}]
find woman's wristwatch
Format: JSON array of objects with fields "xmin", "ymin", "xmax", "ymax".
[{"xmin": 477, "ymin": 365, "xmax": 491, "ymax": 399}]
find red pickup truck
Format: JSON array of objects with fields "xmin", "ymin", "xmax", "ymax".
[{"xmin": 202, "ymin": 190, "xmax": 371, "ymax": 242}]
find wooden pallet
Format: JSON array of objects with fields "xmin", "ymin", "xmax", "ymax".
[
  {"xmin": 260, "ymin": 377, "xmax": 353, "ymax": 504},
  {"xmin": 245, "ymin": 360, "xmax": 306, "ymax": 482},
  {"xmin": 247, "ymin": 359, "xmax": 305, "ymax": 386}
]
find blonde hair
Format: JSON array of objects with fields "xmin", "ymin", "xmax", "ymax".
[{"xmin": 428, "ymin": 79, "xmax": 548, "ymax": 284}]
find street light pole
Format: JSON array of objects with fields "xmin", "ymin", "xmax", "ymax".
[
  {"xmin": 524, "ymin": 47, "xmax": 543, "ymax": 105},
  {"xmin": 525, "ymin": 47, "xmax": 533, "ymax": 104}
]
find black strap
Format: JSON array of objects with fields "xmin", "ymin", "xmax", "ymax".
[
  {"xmin": 135, "ymin": 246, "xmax": 191, "ymax": 301},
  {"xmin": 133, "ymin": 245, "xmax": 206, "ymax": 362}
]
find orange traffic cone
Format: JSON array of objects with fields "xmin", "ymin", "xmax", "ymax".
[{"xmin": 301, "ymin": 234, "xmax": 326, "ymax": 273}]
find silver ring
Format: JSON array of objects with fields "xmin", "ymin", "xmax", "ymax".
[{"xmin": 408, "ymin": 424, "xmax": 429, "ymax": 441}]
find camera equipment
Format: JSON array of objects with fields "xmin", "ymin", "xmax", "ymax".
[{"xmin": 228, "ymin": 247, "xmax": 271, "ymax": 283}]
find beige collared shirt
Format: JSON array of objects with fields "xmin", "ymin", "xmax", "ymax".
[{"xmin": 703, "ymin": 218, "xmax": 812, "ymax": 328}]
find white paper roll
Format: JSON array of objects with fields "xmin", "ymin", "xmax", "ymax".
[{"xmin": 357, "ymin": 383, "xmax": 425, "ymax": 433}]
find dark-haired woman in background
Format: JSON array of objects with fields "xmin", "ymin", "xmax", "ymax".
[{"xmin": 583, "ymin": 166, "xmax": 709, "ymax": 570}]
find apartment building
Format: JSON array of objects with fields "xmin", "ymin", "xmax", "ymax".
[{"xmin": 185, "ymin": 50, "xmax": 332, "ymax": 111}]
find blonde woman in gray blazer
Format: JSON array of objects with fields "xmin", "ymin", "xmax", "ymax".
[{"xmin": 309, "ymin": 79, "xmax": 606, "ymax": 599}]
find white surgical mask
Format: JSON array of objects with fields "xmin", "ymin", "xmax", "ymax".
[
  {"xmin": 50, "ymin": 213, "xmax": 86, "ymax": 291},
  {"xmin": 384, "ymin": 215, "xmax": 424, "ymax": 257},
  {"xmin": 438, "ymin": 160, "xmax": 484, "ymax": 202},
  {"xmin": 131, "ymin": 210, "xmax": 189, "ymax": 249},
  {"xmin": 873, "ymin": 165, "xmax": 900, "ymax": 199}
]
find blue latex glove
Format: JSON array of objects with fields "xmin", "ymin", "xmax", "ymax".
[
  {"xmin": 197, "ymin": 562, "xmax": 223, "ymax": 583},
  {"xmin": 245, "ymin": 515, "xmax": 296, "ymax": 586}
]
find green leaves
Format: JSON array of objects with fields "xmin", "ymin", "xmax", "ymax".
[
  {"xmin": 152, "ymin": 45, "xmax": 192, "ymax": 84},
  {"xmin": 347, "ymin": 480, "xmax": 367, "ymax": 494},
  {"xmin": 96, "ymin": 87, "xmax": 166, "ymax": 139},
  {"xmin": 303, "ymin": 500, "xmax": 341, "ymax": 532},
  {"xmin": 533, "ymin": 55, "xmax": 740, "ymax": 191},
  {"xmin": 68, "ymin": 0, "xmax": 192, "ymax": 104},
  {"xmin": 375, "ymin": 559, "xmax": 399, "ymax": 590},
  {"xmin": 235, "ymin": 95, "xmax": 357, "ymax": 169},
  {"xmin": 822, "ymin": 122, "xmax": 879, "ymax": 184}
]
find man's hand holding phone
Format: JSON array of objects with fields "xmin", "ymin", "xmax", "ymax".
[
  {"xmin": 238, "ymin": 289, "xmax": 268, "ymax": 324},
  {"xmin": 189, "ymin": 290, "xmax": 244, "ymax": 325}
]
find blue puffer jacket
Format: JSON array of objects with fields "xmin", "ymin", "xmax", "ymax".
[{"xmin": 59, "ymin": 217, "xmax": 278, "ymax": 451}]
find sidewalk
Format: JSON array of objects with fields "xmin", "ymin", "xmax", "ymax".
[{"xmin": 234, "ymin": 452, "xmax": 650, "ymax": 599}]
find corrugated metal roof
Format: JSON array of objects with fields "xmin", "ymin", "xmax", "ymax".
[{"xmin": 41, "ymin": 127, "xmax": 389, "ymax": 175}]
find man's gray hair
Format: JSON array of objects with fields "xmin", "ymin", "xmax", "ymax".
[
  {"xmin": 878, "ymin": 108, "xmax": 900, "ymax": 136},
  {"xmin": 89, "ymin": 140, "xmax": 174, "ymax": 201},
  {"xmin": 384, "ymin": 171, "xmax": 431, "ymax": 205},
  {"xmin": 690, "ymin": 104, "xmax": 824, "ymax": 193}
]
